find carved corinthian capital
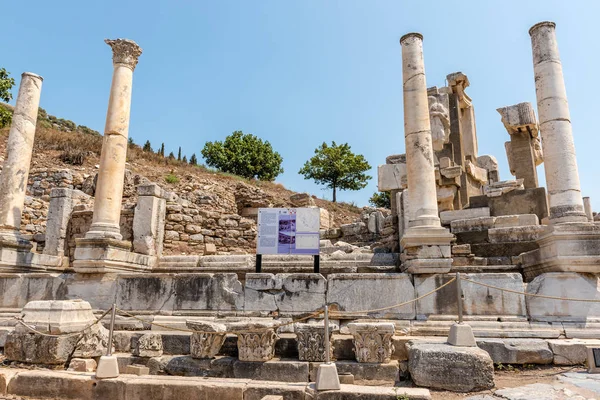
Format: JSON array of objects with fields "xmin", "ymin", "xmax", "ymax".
[{"xmin": 105, "ymin": 38, "xmax": 142, "ymax": 70}]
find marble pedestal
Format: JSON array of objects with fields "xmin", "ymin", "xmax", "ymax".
[
  {"xmin": 73, "ymin": 237, "xmax": 156, "ymax": 273},
  {"xmin": 521, "ymin": 222, "xmax": 600, "ymax": 281},
  {"xmin": 401, "ymin": 226, "xmax": 454, "ymax": 274}
]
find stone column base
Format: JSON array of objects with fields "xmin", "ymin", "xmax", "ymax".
[
  {"xmin": 73, "ymin": 237, "xmax": 156, "ymax": 273},
  {"xmin": 0, "ymin": 232, "xmax": 65, "ymax": 272},
  {"xmin": 401, "ymin": 226, "xmax": 454, "ymax": 274},
  {"xmin": 521, "ymin": 222, "xmax": 600, "ymax": 281}
]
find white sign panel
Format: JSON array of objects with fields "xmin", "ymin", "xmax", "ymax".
[{"xmin": 257, "ymin": 208, "xmax": 320, "ymax": 255}]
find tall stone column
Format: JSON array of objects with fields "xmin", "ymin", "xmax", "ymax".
[
  {"xmin": 529, "ymin": 22, "xmax": 587, "ymax": 223},
  {"xmin": 400, "ymin": 33, "xmax": 440, "ymax": 229},
  {"xmin": 0, "ymin": 73, "xmax": 43, "ymax": 237},
  {"xmin": 399, "ymin": 33, "xmax": 452, "ymax": 274},
  {"xmin": 86, "ymin": 39, "xmax": 142, "ymax": 240}
]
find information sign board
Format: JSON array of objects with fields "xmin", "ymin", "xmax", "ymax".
[{"xmin": 257, "ymin": 208, "xmax": 320, "ymax": 255}]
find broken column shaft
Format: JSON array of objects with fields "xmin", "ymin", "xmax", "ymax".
[
  {"xmin": 0, "ymin": 73, "xmax": 43, "ymax": 234},
  {"xmin": 529, "ymin": 22, "xmax": 586, "ymax": 223},
  {"xmin": 86, "ymin": 39, "xmax": 142, "ymax": 240}
]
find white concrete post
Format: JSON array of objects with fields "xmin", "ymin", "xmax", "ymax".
[
  {"xmin": 0, "ymin": 73, "xmax": 43, "ymax": 234},
  {"xmin": 400, "ymin": 33, "xmax": 441, "ymax": 229},
  {"xmin": 86, "ymin": 39, "xmax": 142, "ymax": 240},
  {"xmin": 529, "ymin": 22, "xmax": 587, "ymax": 223}
]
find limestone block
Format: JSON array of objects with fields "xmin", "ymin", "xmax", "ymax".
[
  {"xmin": 204, "ymin": 243, "xmax": 217, "ymax": 255},
  {"xmin": 133, "ymin": 333, "xmax": 163, "ymax": 357},
  {"xmin": 124, "ymin": 364, "xmax": 150, "ymax": 375},
  {"xmin": 173, "ymin": 273, "xmax": 244, "ymax": 311},
  {"xmin": 476, "ymin": 339, "xmax": 553, "ymax": 364},
  {"xmin": 497, "ymin": 102, "xmax": 538, "ymax": 135},
  {"xmin": 116, "ymin": 274, "xmax": 175, "ymax": 311},
  {"xmin": 348, "ymin": 322, "xmax": 395, "ymax": 363},
  {"xmin": 377, "ymin": 164, "xmax": 407, "ymax": 191},
  {"xmin": 186, "ymin": 320, "xmax": 227, "ymax": 359},
  {"xmin": 68, "ymin": 358, "xmax": 97, "ymax": 372},
  {"xmin": 44, "ymin": 188, "xmax": 74, "ymax": 256},
  {"xmin": 526, "ymin": 272, "xmax": 600, "ymax": 322},
  {"xmin": 547, "ymin": 339, "xmax": 600, "ymax": 365},
  {"xmin": 295, "ymin": 323, "xmax": 334, "ymax": 362},
  {"xmin": 450, "ymin": 217, "xmax": 495, "ymax": 234},
  {"xmin": 452, "ymin": 244, "xmax": 471, "ymax": 255},
  {"xmin": 488, "ymin": 225, "xmax": 544, "ymax": 243},
  {"xmin": 229, "ymin": 321, "xmax": 278, "ymax": 361},
  {"xmin": 73, "ymin": 323, "xmax": 112, "ymax": 358},
  {"xmin": 327, "ymin": 273, "xmax": 416, "ymax": 319},
  {"xmin": 15, "ymin": 300, "xmax": 96, "ymax": 335},
  {"xmin": 244, "ymin": 273, "xmax": 325, "ymax": 313},
  {"xmin": 466, "ymin": 161, "xmax": 488, "ymax": 184},
  {"xmin": 414, "ymin": 273, "xmax": 526, "ymax": 318},
  {"xmin": 63, "ymin": 273, "xmax": 118, "ymax": 311},
  {"xmin": 407, "ymin": 342, "xmax": 495, "ymax": 392},
  {"xmin": 367, "ymin": 211, "xmax": 384, "ymax": 234},
  {"xmin": 440, "ymin": 208, "xmax": 490, "ymax": 225},
  {"xmin": 493, "ymin": 214, "xmax": 539, "ymax": 228},
  {"xmin": 4, "ymin": 332, "xmax": 80, "ymax": 364},
  {"xmin": 133, "ymin": 185, "xmax": 166, "ymax": 256},
  {"xmin": 0, "ymin": 274, "xmax": 67, "ymax": 309}
]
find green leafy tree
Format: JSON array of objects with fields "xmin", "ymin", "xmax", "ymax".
[
  {"xmin": 369, "ymin": 191, "xmax": 391, "ymax": 208},
  {"xmin": 143, "ymin": 140, "xmax": 153, "ymax": 152},
  {"xmin": 177, "ymin": 146, "xmax": 182, "ymax": 161},
  {"xmin": 189, "ymin": 153, "xmax": 198, "ymax": 166},
  {"xmin": 158, "ymin": 143, "xmax": 165, "ymax": 156},
  {"xmin": 201, "ymin": 131, "xmax": 284, "ymax": 181},
  {"xmin": 299, "ymin": 141, "xmax": 371, "ymax": 202},
  {"xmin": 168, "ymin": 151, "xmax": 175, "ymax": 160},
  {"xmin": 182, "ymin": 155, "xmax": 188, "ymax": 164},
  {"xmin": 0, "ymin": 68, "xmax": 16, "ymax": 128}
]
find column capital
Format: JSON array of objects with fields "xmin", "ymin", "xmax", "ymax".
[
  {"xmin": 105, "ymin": 38, "xmax": 142, "ymax": 71},
  {"xmin": 529, "ymin": 21, "xmax": 556, "ymax": 36},
  {"xmin": 400, "ymin": 32, "xmax": 423, "ymax": 45}
]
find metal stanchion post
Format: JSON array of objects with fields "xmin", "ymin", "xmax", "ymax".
[
  {"xmin": 96, "ymin": 304, "xmax": 120, "ymax": 378},
  {"xmin": 315, "ymin": 304, "xmax": 340, "ymax": 390},
  {"xmin": 324, "ymin": 305, "xmax": 330, "ymax": 364},
  {"xmin": 456, "ymin": 272, "xmax": 463, "ymax": 324},
  {"xmin": 447, "ymin": 272, "xmax": 476, "ymax": 346}
]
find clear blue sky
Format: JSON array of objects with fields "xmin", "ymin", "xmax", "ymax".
[{"xmin": 4, "ymin": 1, "xmax": 598, "ymax": 210}]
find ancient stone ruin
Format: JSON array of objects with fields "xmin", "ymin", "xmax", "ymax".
[{"xmin": 1, "ymin": 21, "xmax": 600, "ymax": 399}]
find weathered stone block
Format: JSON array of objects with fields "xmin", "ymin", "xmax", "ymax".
[
  {"xmin": 440, "ymin": 208, "xmax": 490, "ymax": 225},
  {"xmin": 244, "ymin": 273, "xmax": 325, "ymax": 313},
  {"xmin": 327, "ymin": 273, "xmax": 416, "ymax": 319},
  {"xmin": 526, "ymin": 272, "xmax": 600, "ymax": 321},
  {"xmin": 415, "ymin": 273, "xmax": 526, "ymax": 318},
  {"xmin": 5, "ymin": 332, "xmax": 80, "ymax": 364},
  {"xmin": 407, "ymin": 342, "xmax": 494, "ymax": 392},
  {"xmin": 68, "ymin": 358, "xmax": 97, "ymax": 372},
  {"xmin": 477, "ymin": 338, "xmax": 553, "ymax": 364},
  {"xmin": 229, "ymin": 321, "xmax": 278, "ymax": 361},
  {"xmin": 377, "ymin": 164, "xmax": 407, "ymax": 191}
]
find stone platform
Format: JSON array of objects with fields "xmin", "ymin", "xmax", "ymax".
[{"xmin": 0, "ymin": 369, "xmax": 432, "ymax": 400}]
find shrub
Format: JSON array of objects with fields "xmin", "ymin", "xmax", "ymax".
[
  {"xmin": 59, "ymin": 148, "xmax": 87, "ymax": 165},
  {"xmin": 165, "ymin": 173, "xmax": 179, "ymax": 184}
]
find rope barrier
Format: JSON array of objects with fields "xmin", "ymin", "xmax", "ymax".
[
  {"xmin": 330, "ymin": 276, "xmax": 457, "ymax": 316},
  {"xmin": 461, "ymin": 277, "xmax": 600, "ymax": 303},
  {"xmin": 16, "ymin": 307, "xmax": 114, "ymax": 338}
]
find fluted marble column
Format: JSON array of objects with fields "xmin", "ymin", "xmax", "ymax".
[
  {"xmin": 0, "ymin": 73, "xmax": 43, "ymax": 234},
  {"xmin": 86, "ymin": 39, "xmax": 142, "ymax": 240},
  {"xmin": 400, "ymin": 33, "xmax": 441, "ymax": 229},
  {"xmin": 529, "ymin": 22, "xmax": 586, "ymax": 223}
]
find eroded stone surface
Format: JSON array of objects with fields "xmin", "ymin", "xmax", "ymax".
[
  {"xmin": 408, "ymin": 342, "xmax": 494, "ymax": 392},
  {"xmin": 186, "ymin": 320, "xmax": 226, "ymax": 359}
]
